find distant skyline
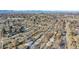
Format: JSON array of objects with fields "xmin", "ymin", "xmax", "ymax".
[
  {"xmin": 0, "ymin": 10, "xmax": 79, "ymax": 14},
  {"xmin": 0, "ymin": 0, "xmax": 79, "ymax": 11}
]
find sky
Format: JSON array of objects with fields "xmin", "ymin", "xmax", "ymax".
[{"xmin": 0, "ymin": 0, "xmax": 79, "ymax": 11}]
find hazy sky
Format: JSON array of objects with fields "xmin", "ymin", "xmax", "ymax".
[{"xmin": 0, "ymin": 0, "xmax": 79, "ymax": 11}]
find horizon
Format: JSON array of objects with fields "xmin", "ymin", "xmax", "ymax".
[{"xmin": 0, "ymin": 10, "xmax": 79, "ymax": 14}]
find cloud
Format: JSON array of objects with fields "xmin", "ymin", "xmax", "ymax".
[{"xmin": 0, "ymin": 0, "xmax": 79, "ymax": 11}]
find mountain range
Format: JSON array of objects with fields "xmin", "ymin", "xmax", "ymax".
[{"xmin": 0, "ymin": 10, "xmax": 79, "ymax": 14}]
